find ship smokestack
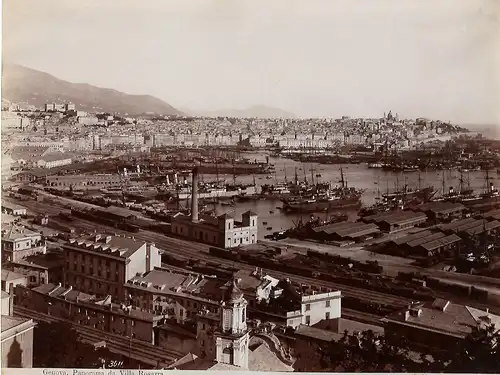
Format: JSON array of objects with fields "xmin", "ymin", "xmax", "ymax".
[{"xmin": 191, "ymin": 167, "xmax": 199, "ymax": 222}]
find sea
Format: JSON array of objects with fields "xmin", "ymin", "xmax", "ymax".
[{"xmin": 201, "ymin": 151, "xmax": 500, "ymax": 239}]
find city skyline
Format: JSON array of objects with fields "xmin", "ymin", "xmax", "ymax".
[{"xmin": 3, "ymin": 0, "xmax": 499, "ymax": 125}]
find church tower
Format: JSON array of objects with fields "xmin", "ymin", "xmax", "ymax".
[{"xmin": 214, "ymin": 278, "xmax": 249, "ymax": 369}]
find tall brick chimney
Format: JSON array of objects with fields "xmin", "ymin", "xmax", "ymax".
[{"xmin": 191, "ymin": 167, "xmax": 199, "ymax": 222}]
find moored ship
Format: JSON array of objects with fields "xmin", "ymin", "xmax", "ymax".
[{"xmin": 282, "ymin": 168, "xmax": 363, "ymax": 214}]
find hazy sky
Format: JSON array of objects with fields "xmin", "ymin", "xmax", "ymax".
[{"xmin": 3, "ymin": 0, "xmax": 499, "ymax": 124}]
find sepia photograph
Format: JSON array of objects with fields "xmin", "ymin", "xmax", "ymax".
[{"xmin": 1, "ymin": 0, "xmax": 499, "ymax": 372}]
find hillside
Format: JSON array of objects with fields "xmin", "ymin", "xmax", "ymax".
[
  {"xmin": 188, "ymin": 105, "xmax": 296, "ymax": 119},
  {"xmin": 1, "ymin": 64, "xmax": 183, "ymax": 116}
]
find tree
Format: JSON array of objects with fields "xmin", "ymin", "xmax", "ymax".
[
  {"xmin": 33, "ymin": 322, "xmax": 123, "ymax": 368},
  {"xmin": 445, "ymin": 323, "xmax": 500, "ymax": 373},
  {"xmin": 304, "ymin": 324, "xmax": 499, "ymax": 373}
]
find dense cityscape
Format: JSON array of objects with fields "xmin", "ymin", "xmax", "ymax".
[
  {"xmin": 1, "ymin": 95, "xmax": 500, "ymax": 371},
  {"xmin": 2, "ymin": 0, "xmax": 499, "ymax": 372}
]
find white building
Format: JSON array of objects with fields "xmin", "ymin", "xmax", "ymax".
[{"xmin": 37, "ymin": 153, "xmax": 72, "ymax": 169}]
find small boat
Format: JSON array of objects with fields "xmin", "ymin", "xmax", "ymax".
[
  {"xmin": 269, "ymin": 210, "xmax": 274, "ymax": 214},
  {"xmin": 266, "ymin": 226, "xmax": 273, "ymax": 230},
  {"xmin": 315, "ymin": 174, "xmax": 322, "ymax": 178},
  {"xmin": 263, "ymin": 221, "xmax": 268, "ymax": 225}
]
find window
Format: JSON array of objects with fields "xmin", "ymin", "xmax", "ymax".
[
  {"xmin": 242, "ymin": 309, "xmax": 245, "ymax": 321},
  {"xmin": 325, "ymin": 312, "xmax": 330, "ymax": 319},
  {"xmin": 305, "ymin": 304, "xmax": 311, "ymax": 311},
  {"xmin": 326, "ymin": 300, "xmax": 331, "ymax": 308},
  {"xmin": 202, "ymin": 323, "xmax": 206, "ymax": 330}
]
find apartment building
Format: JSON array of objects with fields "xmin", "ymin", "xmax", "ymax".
[
  {"xmin": 124, "ymin": 268, "xmax": 224, "ymax": 323},
  {"xmin": 1, "ymin": 224, "xmax": 46, "ymax": 263},
  {"xmin": 62, "ymin": 234, "xmax": 161, "ymax": 300},
  {"xmin": 285, "ymin": 290, "xmax": 342, "ymax": 328},
  {"xmin": 15, "ymin": 283, "xmax": 164, "ymax": 344}
]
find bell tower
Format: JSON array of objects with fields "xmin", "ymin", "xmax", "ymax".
[{"xmin": 214, "ymin": 278, "xmax": 249, "ymax": 369}]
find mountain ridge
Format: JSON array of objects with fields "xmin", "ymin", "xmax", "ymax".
[{"xmin": 1, "ymin": 63, "xmax": 183, "ymax": 116}]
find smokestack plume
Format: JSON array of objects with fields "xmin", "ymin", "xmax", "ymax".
[{"xmin": 191, "ymin": 167, "xmax": 199, "ymax": 222}]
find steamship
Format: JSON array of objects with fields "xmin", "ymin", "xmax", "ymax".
[{"xmin": 281, "ymin": 168, "xmax": 363, "ymax": 214}]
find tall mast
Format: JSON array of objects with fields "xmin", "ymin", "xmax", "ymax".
[
  {"xmin": 340, "ymin": 168, "xmax": 345, "ymax": 188},
  {"xmin": 376, "ymin": 176, "xmax": 381, "ymax": 199},
  {"xmin": 417, "ymin": 173, "xmax": 422, "ymax": 191},
  {"xmin": 459, "ymin": 169, "xmax": 464, "ymax": 193},
  {"xmin": 284, "ymin": 164, "xmax": 288, "ymax": 184},
  {"xmin": 485, "ymin": 168, "xmax": 491, "ymax": 193},
  {"xmin": 310, "ymin": 166, "xmax": 315, "ymax": 186},
  {"xmin": 232, "ymin": 159, "xmax": 236, "ymax": 186},
  {"xmin": 442, "ymin": 170, "xmax": 446, "ymax": 196},
  {"xmin": 294, "ymin": 167, "xmax": 299, "ymax": 185},
  {"xmin": 215, "ymin": 157, "xmax": 219, "ymax": 186}
]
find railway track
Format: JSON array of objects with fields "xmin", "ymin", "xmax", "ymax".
[
  {"xmin": 25, "ymin": 197, "xmax": 500, "ymax": 314},
  {"xmin": 23, "ymin": 200, "xmax": 411, "ymax": 309},
  {"xmin": 14, "ymin": 306, "xmax": 179, "ymax": 368}
]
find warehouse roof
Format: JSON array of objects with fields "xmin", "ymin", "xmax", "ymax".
[
  {"xmin": 481, "ymin": 209, "xmax": 500, "ymax": 221},
  {"xmin": 313, "ymin": 222, "xmax": 379, "ymax": 238},
  {"xmin": 438, "ymin": 217, "xmax": 478, "ymax": 232},
  {"xmin": 414, "ymin": 201, "xmax": 465, "ymax": 214},
  {"xmin": 392, "ymin": 230, "xmax": 432, "ymax": 245},
  {"xmin": 363, "ymin": 211, "xmax": 427, "ymax": 225},
  {"xmin": 419, "ymin": 234, "xmax": 462, "ymax": 252},
  {"xmin": 406, "ymin": 232, "xmax": 446, "ymax": 248},
  {"xmin": 465, "ymin": 220, "xmax": 500, "ymax": 236}
]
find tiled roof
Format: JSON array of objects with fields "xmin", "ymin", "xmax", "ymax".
[
  {"xmin": 294, "ymin": 324, "xmax": 342, "ymax": 342},
  {"xmin": 1, "ymin": 224, "xmax": 40, "ymax": 241},
  {"xmin": 384, "ymin": 300, "xmax": 480, "ymax": 337}
]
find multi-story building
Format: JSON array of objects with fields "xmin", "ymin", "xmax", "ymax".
[
  {"xmin": 124, "ymin": 267, "xmax": 224, "ymax": 323},
  {"xmin": 66, "ymin": 103, "xmax": 76, "ymax": 111},
  {"xmin": 1, "ymin": 224, "xmax": 46, "ymax": 263},
  {"xmin": 9, "ymin": 253, "xmax": 64, "ymax": 286},
  {"xmin": 171, "ymin": 279, "xmax": 294, "ymax": 371},
  {"xmin": 281, "ymin": 287, "xmax": 342, "ymax": 328},
  {"xmin": 171, "ymin": 168, "xmax": 258, "ymax": 248},
  {"xmin": 15, "ymin": 283, "xmax": 164, "ymax": 344},
  {"xmin": 15, "ymin": 141, "xmax": 65, "ymax": 153},
  {"xmin": 78, "ymin": 116, "xmax": 100, "ymax": 126},
  {"xmin": 1, "ymin": 270, "xmax": 28, "ymax": 294},
  {"xmin": 54, "ymin": 104, "xmax": 66, "ymax": 112},
  {"xmin": 36, "ymin": 152, "xmax": 72, "ymax": 169},
  {"xmin": 45, "ymin": 174, "xmax": 124, "ymax": 190},
  {"xmin": 63, "ymin": 234, "xmax": 161, "ymax": 300},
  {"xmin": 44, "ymin": 103, "xmax": 55, "ymax": 111}
]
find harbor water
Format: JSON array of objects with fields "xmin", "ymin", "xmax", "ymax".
[{"xmin": 203, "ymin": 152, "xmax": 500, "ymax": 239}]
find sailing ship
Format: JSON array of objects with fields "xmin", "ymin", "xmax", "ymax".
[{"xmin": 281, "ymin": 168, "xmax": 363, "ymax": 214}]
